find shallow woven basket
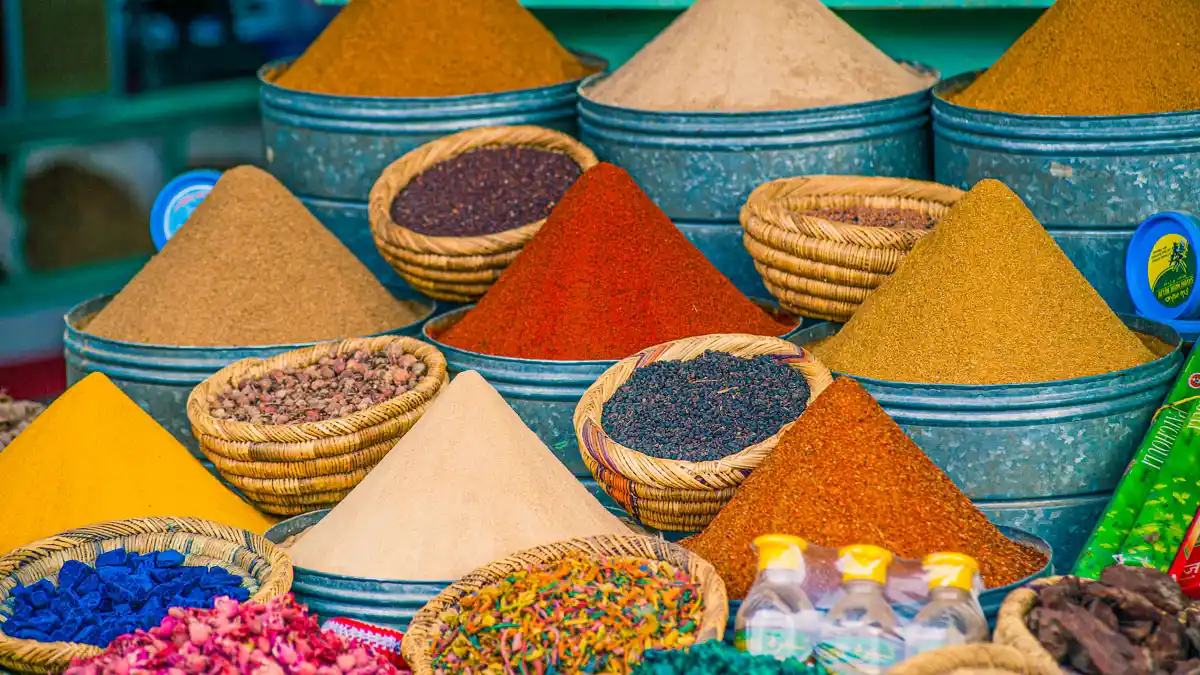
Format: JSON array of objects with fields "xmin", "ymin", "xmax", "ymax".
[
  {"xmin": 401, "ymin": 534, "xmax": 728, "ymax": 675},
  {"xmin": 188, "ymin": 336, "xmax": 449, "ymax": 516},
  {"xmin": 741, "ymin": 175, "xmax": 966, "ymax": 322},
  {"xmin": 574, "ymin": 333, "xmax": 834, "ymax": 532},
  {"xmin": 0, "ymin": 517, "xmax": 293, "ymax": 674},
  {"xmin": 885, "ymin": 644, "xmax": 1043, "ymax": 675},
  {"xmin": 993, "ymin": 575, "xmax": 1085, "ymax": 675},
  {"xmin": 370, "ymin": 125, "xmax": 599, "ymax": 303}
]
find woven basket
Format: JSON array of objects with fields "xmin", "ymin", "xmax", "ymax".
[
  {"xmin": 401, "ymin": 534, "xmax": 728, "ymax": 675},
  {"xmin": 574, "ymin": 333, "xmax": 834, "ymax": 532},
  {"xmin": 885, "ymin": 644, "xmax": 1044, "ymax": 675},
  {"xmin": 188, "ymin": 336, "xmax": 448, "ymax": 516},
  {"xmin": 0, "ymin": 517, "xmax": 293, "ymax": 674},
  {"xmin": 993, "ymin": 575, "xmax": 1082, "ymax": 675},
  {"xmin": 370, "ymin": 125, "xmax": 599, "ymax": 303},
  {"xmin": 741, "ymin": 175, "xmax": 966, "ymax": 322}
]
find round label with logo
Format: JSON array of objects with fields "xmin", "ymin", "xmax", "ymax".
[
  {"xmin": 1147, "ymin": 234, "xmax": 1196, "ymax": 308},
  {"xmin": 1126, "ymin": 211, "xmax": 1200, "ymax": 321},
  {"xmin": 1189, "ymin": 373, "xmax": 1200, "ymax": 389},
  {"xmin": 151, "ymin": 170, "xmax": 222, "ymax": 250}
]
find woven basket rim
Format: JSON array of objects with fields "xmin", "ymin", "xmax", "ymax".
[
  {"xmin": 574, "ymin": 333, "xmax": 834, "ymax": 486},
  {"xmin": 0, "ymin": 517, "xmax": 292, "ymax": 674},
  {"xmin": 400, "ymin": 534, "xmax": 728, "ymax": 674},
  {"xmin": 186, "ymin": 336, "xmax": 447, "ymax": 442},
  {"xmin": 741, "ymin": 174, "xmax": 964, "ymax": 249},
  {"xmin": 369, "ymin": 125, "xmax": 599, "ymax": 257},
  {"xmin": 993, "ymin": 574, "xmax": 1078, "ymax": 675}
]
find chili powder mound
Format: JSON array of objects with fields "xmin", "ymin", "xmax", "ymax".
[
  {"xmin": 275, "ymin": 0, "xmax": 587, "ymax": 98},
  {"xmin": 682, "ymin": 377, "xmax": 1047, "ymax": 600},
  {"xmin": 811, "ymin": 179, "xmax": 1154, "ymax": 384},
  {"xmin": 437, "ymin": 163, "xmax": 791, "ymax": 360},
  {"xmin": 953, "ymin": 0, "xmax": 1200, "ymax": 116}
]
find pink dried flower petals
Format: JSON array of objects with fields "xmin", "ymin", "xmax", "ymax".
[{"xmin": 66, "ymin": 595, "xmax": 398, "ymax": 675}]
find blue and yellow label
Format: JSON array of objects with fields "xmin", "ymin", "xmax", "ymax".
[
  {"xmin": 816, "ymin": 635, "xmax": 903, "ymax": 675},
  {"xmin": 1148, "ymin": 234, "xmax": 1196, "ymax": 308}
]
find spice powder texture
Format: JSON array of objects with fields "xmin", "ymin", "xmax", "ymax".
[
  {"xmin": 811, "ymin": 179, "xmax": 1154, "ymax": 384},
  {"xmin": 438, "ymin": 163, "xmax": 790, "ymax": 360},
  {"xmin": 0, "ymin": 373, "xmax": 274, "ymax": 556},
  {"xmin": 953, "ymin": 0, "xmax": 1200, "ymax": 116},
  {"xmin": 84, "ymin": 166, "xmax": 424, "ymax": 347},
  {"xmin": 585, "ymin": 0, "xmax": 930, "ymax": 112},
  {"xmin": 683, "ymin": 377, "xmax": 1047, "ymax": 599},
  {"xmin": 274, "ymin": 0, "xmax": 586, "ymax": 98}
]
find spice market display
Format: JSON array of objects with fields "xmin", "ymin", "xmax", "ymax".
[{"xmin": 9, "ymin": 0, "xmax": 1200, "ymax": 673}]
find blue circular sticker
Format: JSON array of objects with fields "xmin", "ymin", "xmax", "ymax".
[{"xmin": 151, "ymin": 170, "xmax": 222, "ymax": 250}]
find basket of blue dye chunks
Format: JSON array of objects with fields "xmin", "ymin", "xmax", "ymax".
[
  {"xmin": 0, "ymin": 517, "xmax": 293, "ymax": 674},
  {"xmin": 575, "ymin": 333, "xmax": 834, "ymax": 531}
]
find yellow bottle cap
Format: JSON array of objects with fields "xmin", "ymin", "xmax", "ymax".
[
  {"xmin": 838, "ymin": 544, "xmax": 893, "ymax": 584},
  {"xmin": 752, "ymin": 534, "xmax": 808, "ymax": 572},
  {"xmin": 922, "ymin": 552, "xmax": 980, "ymax": 592}
]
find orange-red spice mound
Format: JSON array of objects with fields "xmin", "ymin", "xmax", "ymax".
[
  {"xmin": 683, "ymin": 377, "xmax": 1047, "ymax": 599},
  {"xmin": 438, "ymin": 163, "xmax": 790, "ymax": 360}
]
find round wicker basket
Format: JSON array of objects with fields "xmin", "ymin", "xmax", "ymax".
[
  {"xmin": 993, "ymin": 575, "xmax": 1082, "ymax": 675},
  {"xmin": 885, "ymin": 644, "xmax": 1044, "ymax": 675},
  {"xmin": 0, "ymin": 517, "xmax": 293, "ymax": 674},
  {"xmin": 369, "ymin": 125, "xmax": 599, "ymax": 302},
  {"xmin": 401, "ymin": 534, "xmax": 728, "ymax": 675},
  {"xmin": 574, "ymin": 333, "xmax": 833, "ymax": 532},
  {"xmin": 187, "ymin": 336, "xmax": 448, "ymax": 515},
  {"xmin": 741, "ymin": 175, "xmax": 965, "ymax": 322}
]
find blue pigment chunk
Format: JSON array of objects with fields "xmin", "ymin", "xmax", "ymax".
[{"xmin": 1, "ymin": 548, "xmax": 245, "ymax": 648}]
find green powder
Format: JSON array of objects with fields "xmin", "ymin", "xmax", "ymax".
[
  {"xmin": 812, "ymin": 179, "xmax": 1155, "ymax": 385},
  {"xmin": 954, "ymin": 0, "xmax": 1200, "ymax": 116}
]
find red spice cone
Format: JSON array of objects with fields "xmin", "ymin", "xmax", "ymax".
[{"xmin": 439, "ymin": 163, "xmax": 789, "ymax": 360}]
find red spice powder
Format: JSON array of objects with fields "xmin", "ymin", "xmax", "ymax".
[
  {"xmin": 438, "ymin": 163, "xmax": 790, "ymax": 360},
  {"xmin": 683, "ymin": 377, "xmax": 1047, "ymax": 599}
]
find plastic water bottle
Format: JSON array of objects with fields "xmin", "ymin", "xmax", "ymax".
[
  {"xmin": 904, "ymin": 552, "xmax": 989, "ymax": 658},
  {"xmin": 818, "ymin": 544, "xmax": 903, "ymax": 675},
  {"xmin": 734, "ymin": 534, "xmax": 821, "ymax": 663}
]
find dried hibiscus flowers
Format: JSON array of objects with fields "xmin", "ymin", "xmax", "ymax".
[{"xmin": 1027, "ymin": 566, "xmax": 1199, "ymax": 675}]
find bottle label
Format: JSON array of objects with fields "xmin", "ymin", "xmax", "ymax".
[
  {"xmin": 817, "ymin": 635, "xmax": 903, "ymax": 675},
  {"xmin": 903, "ymin": 625, "xmax": 961, "ymax": 659},
  {"xmin": 734, "ymin": 627, "xmax": 814, "ymax": 662}
]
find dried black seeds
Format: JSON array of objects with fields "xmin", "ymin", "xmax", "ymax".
[
  {"xmin": 390, "ymin": 146, "xmax": 582, "ymax": 237},
  {"xmin": 603, "ymin": 351, "xmax": 811, "ymax": 462}
]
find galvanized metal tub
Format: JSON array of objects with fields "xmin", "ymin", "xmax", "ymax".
[
  {"xmin": 716, "ymin": 527, "xmax": 1051, "ymax": 641},
  {"xmin": 259, "ymin": 53, "xmax": 606, "ymax": 204},
  {"xmin": 62, "ymin": 293, "xmax": 438, "ymax": 472},
  {"xmin": 422, "ymin": 304, "xmax": 805, "ymax": 493},
  {"xmin": 933, "ymin": 70, "xmax": 1200, "ymax": 314},
  {"xmin": 264, "ymin": 505, "xmax": 650, "ymax": 629},
  {"xmin": 976, "ymin": 492, "xmax": 1110, "ymax": 572},
  {"xmin": 577, "ymin": 65, "xmax": 939, "ymax": 296},
  {"xmin": 793, "ymin": 315, "xmax": 1182, "ymax": 501}
]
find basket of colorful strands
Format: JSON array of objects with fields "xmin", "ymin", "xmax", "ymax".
[
  {"xmin": 740, "ymin": 175, "xmax": 964, "ymax": 322},
  {"xmin": 401, "ymin": 534, "xmax": 728, "ymax": 675},
  {"xmin": 187, "ymin": 336, "xmax": 448, "ymax": 516},
  {"xmin": 574, "ymin": 333, "xmax": 833, "ymax": 532},
  {"xmin": 369, "ymin": 125, "xmax": 599, "ymax": 303},
  {"xmin": 0, "ymin": 517, "xmax": 293, "ymax": 674},
  {"xmin": 884, "ymin": 644, "xmax": 1042, "ymax": 675}
]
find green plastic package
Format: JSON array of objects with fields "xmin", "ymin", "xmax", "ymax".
[{"xmin": 1073, "ymin": 346, "xmax": 1200, "ymax": 577}]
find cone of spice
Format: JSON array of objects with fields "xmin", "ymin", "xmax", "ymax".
[
  {"xmin": 683, "ymin": 377, "xmax": 1047, "ymax": 600},
  {"xmin": 585, "ymin": 0, "xmax": 931, "ymax": 112},
  {"xmin": 953, "ymin": 0, "xmax": 1200, "ymax": 116},
  {"xmin": 436, "ymin": 163, "xmax": 793, "ymax": 360},
  {"xmin": 811, "ymin": 179, "xmax": 1155, "ymax": 384},
  {"xmin": 84, "ymin": 166, "xmax": 426, "ymax": 347},
  {"xmin": 274, "ymin": 0, "xmax": 587, "ymax": 98}
]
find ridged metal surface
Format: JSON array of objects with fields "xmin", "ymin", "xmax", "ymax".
[
  {"xmin": 977, "ymin": 492, "xmax": 1110, "ymax": 571},
  {"xmin": 62, "ymin": 294, "xmax": 436, "ymax": 471},
  {"xmin": 259, "ymin": 54, "xmax": 605, "ymax": 203},
  {"xmin": 423, "ymin": 306, "xmax": 805, "ymax": 483},
  {"xmin": 577, "ymin": 65, "xmax": 938, "ymax": 295},
  {"xmin": 932, "ymin": 70, "xmax": 1200, "ymax": 314},
  {"xmin": 792, "ymin": 315, "xmax": 1182, "ymax": 500}
]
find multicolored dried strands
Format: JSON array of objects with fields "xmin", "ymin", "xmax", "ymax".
[{"xmin": 430, "ymin": 555, "xmax": 704, "ymax": 674}]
